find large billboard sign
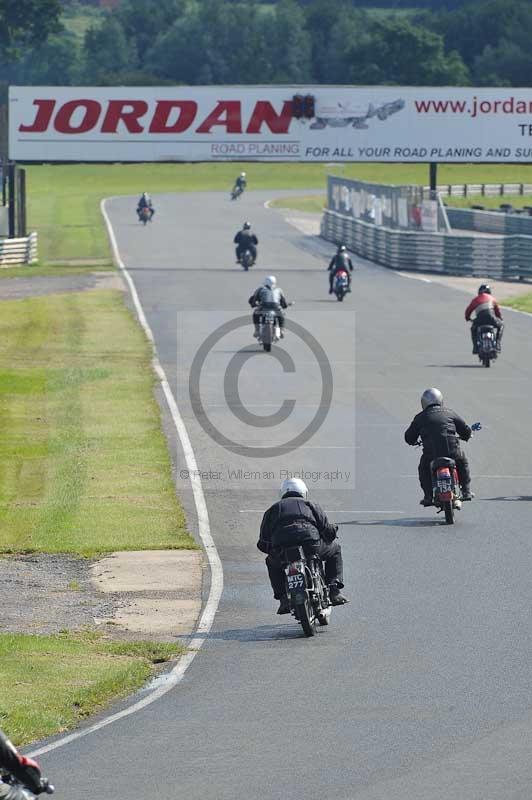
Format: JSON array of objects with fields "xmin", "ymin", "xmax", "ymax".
[{"xmin": 9, "ymin": 85, "xmax": 532, "ymax": 162}]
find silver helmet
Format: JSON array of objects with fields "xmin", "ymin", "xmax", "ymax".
[
  {"xmin": 264, "ymin": 275, "xmax": 277, "ymax": 289},
  {"xmin": 421, "ymin": 388, "xmax": 443, "ymax": 410},
  {"xmin": 280, "ymin": 478, "xmax": 308, "ymax": 500}
]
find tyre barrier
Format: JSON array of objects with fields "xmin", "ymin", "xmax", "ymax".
[
  {"xmin": 0, "ymin": 232, "xmax": 38, "ymax": 266},
  {"xmin": 321, "ymin": 209, "xmax": 532, "ymax": 280}
]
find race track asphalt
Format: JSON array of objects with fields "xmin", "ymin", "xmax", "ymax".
[{"xmin": 38, "ymin": 191, "xmax": 532, "ymax": 800}]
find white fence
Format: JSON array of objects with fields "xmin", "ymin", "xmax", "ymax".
[
  {"xmin": 0, "ymin": 232, "xmax": 38, "ymax": 266},
  {"xmin": 427, "ymin": 183, "xmax": 532, "ymax": 198}
]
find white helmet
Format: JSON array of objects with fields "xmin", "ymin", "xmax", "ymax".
[
  {"xmin": 264, "ymin": 275, "xmax": 277, "ymax": 289},
  {"xmin": 280, "ymin": 478, "xmax": 308, "ymax": 500},
  {"xmin": 421, "ymin": 387, "xmax": 443, "ymax": 410},
  {"xmin": 241, "ymin": 172, "xmax": 246, "ymax": 177}
]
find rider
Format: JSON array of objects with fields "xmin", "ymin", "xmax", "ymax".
[
  {"xmin": 404, "ymin": 388, "xmax": 474, "ymax": 507},
  {"xmin": 257, "ymin": 478, "xmax": 349, "ymax": 614},
  {"xmin": 248, "ymin": 275, "xmax": 288, "ymax": 338},
  {"xmin": 328, "ymin": 245, "xmax": 354, "ymax": 294},
  {"xmin": 234, "ymin": 221, "xmax": 258, "ymax": 264},
  {"xmin": 137, "ymin": 191, "xmax": 154, "ymax": 219},
  {"xmin": 233, "ymin": 172, "xmax": 247, "ymax": 194},
  {"xmin": 465, "ymin": 284, "xmax": 503, "ymax": 354},
  {"xmin": 0, "ymin": 729, "xmax": 43, "ymax": 800}
]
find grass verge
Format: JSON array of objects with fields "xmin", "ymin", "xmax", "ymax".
[
  {"xmin": 501, "ymin": 292, "xmax": 532, "ymax": 313},
  {"xmin": 0, "ymin": 263, "xmax": 113, "ymax": 280},
  {"xmin": 28, "ymin": 163, "xmax": 532, "ymax": 263},
  {"xmin": 270, "ymin": 195, "xmax": 325, "ymax": 214},
  {"xmin": 0, "ymin": 289, "xmax": 195, "ymax": 555},
  {"xmin": 0, "ymin": 631, "xmax": 183, "ymax": 746}
]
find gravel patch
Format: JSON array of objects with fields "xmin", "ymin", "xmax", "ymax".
[{"xmin": 0, "ymin": 554, "xmax": 126, "ymax": 639}]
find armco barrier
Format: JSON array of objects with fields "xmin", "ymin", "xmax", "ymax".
[
  {"xmin": 0, "ymin": 232, "xmax": 38, "ymax": 266},
  {"xmin": 446, "ymin": 206, "xmax": 532, "ymax": 236},
  {"xmin": 321, "ymin": 209, "xmax": 532, "ymax": 280}
]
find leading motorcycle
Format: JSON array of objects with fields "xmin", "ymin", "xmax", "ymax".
[
  {"xmin": 138, "ymin": 205, "xmax": 152, "ymax": 225},
  {"xmin": 333, "ymin": 269, "xmax": 350, "ymax": 301},
  {"xmin": 421, "ymin": 421, "xmax": 481, "ymax": 525},
  {"xmin": 476, "ymin": 325, "xmax": 498, "ymax": 368},
  {"xmin": 257, "ymin": 308, "xmax": 280, "ymax": 352},
  {"xmin": 282, "ymin": 545, "xmax": 332, "ymax": 637},
  {"xmin": 239, "ymin": 248, "xmax": 255, "ymax": 271}
]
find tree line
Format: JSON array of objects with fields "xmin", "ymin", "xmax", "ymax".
[{"xmin": 1, "ymin": 0, "xmax": 531, "ymax": 88}]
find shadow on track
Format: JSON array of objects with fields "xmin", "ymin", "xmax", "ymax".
[
  {"xmin": 337, "ymin": 517, "xmax": 443, "ymax": 527},
  {"xmin": 484, "ymin": 495, "xmax": 532, "ymax": 502},
  {"xmin": 205, "ymin": 624, "xmax": 305, "ymax": 642},
  {"xmin": 425, "ymin": 364, "xmax": 482, "ymax": 369}
]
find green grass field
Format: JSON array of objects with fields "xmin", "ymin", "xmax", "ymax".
[
  {"xmin": 270, "ymin": 195, "xmax": 325, "ymax": 214},
  {"xmin": 28, "ymin": 163, "xmax": 532, "ymax": 263},
  {"xmin": 502, "ymin": 293, "xmax": 532, "ymax": 313},
  {"xmin": 0, "ymin": 290, "xmax": 194, "ymax": 555},
  {"xmin": 0, "ymin": 631, "xmax": 182, "ymax": 746}
]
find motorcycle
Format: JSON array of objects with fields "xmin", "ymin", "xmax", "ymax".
[
  {"xmin": 422, "ymin": 421, "xmax": 481, "ymax": 525},
  {"xmin": 476, "ymin": 325, "xmax": 498, "ymax": 368},
  {"xmin": 138, "ymin": 205, "xmax": 152, "ymax": 225},
  {"xmin": 257, "ymin": 308, "xmax": 280, "ymax": 353},
  {"xmin": 282, "ymin": 545, "xmax": 332, "ymax": 637},
  {"xmin": 0, "ymin": 772, "xmax": 54, "ymax": 799},
  {"xmin": 333, "ymin": 269, "xmax": 350, "ymax": 301},
  {"xmin": 230, "ymin": 185, "xmax": 244, "ymax": 201},
  {"xmin": 239, "ymin": 248, "xmax": 255, "ymax": 271}
]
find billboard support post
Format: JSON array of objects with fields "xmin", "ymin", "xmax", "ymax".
[
  {"xmin": 430, "ymin": 162, "xmax": 438, "ymax": 192},
  {"xmin": 7, "ymin": 162, "xmax": 15, "ymax": 238}
]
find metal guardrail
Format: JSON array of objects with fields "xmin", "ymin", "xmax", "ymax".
[
  {"xmin": 427, "ymin": 183, "xmax": 532, "ymax": 197},
  {"xmin": 321, "ymin": 210, "xmax": 532, "ymax": 280},
  {"xmin": 447, "ymin": 207, "xmax": 532, "ymax": 236},
  {"xmin": 0, "ymin": 232, "xmax": 38, "ymax": 266}
]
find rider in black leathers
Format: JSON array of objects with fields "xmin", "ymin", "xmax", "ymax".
[
  {"xmin": 328, "ymin": 245, "xmax": 354, "ymax": 294},
  {"xmin": 234, "ymin": 222, "xmax": 258, "ymax": 263},
  {"xmin": 0, "ymin": 729, "xmax": 43, "ymax": 800},
  {"xmin": 248, "ymin": 275, "xmax": 287, "ymax": 337},
  {"xmin": 257, "ymin": 478, "xmax": 349, "ymax": 614},
  {"xmin": 404, "ymin": 388, "xmax": 473, "ymax": 506}
]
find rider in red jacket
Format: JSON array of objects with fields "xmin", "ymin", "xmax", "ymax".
[{"xmin": 465, "ymin": 284, "xmax": 503, "ymax": 354}]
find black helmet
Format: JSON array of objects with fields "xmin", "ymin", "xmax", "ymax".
[
  {"xmin": 478, "ymin": 284, "xmax": 491, "ymax": 295},
  {"xmin": 243, "ymin": 221, "xmax": 251, "ymax": 230},
  {"xmin": 338, "ymin": 244, "xmax": 347, "ymax": 252}
]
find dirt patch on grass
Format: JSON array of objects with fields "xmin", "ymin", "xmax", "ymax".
[{"xmin": 0, "ymin": 551, "xmax": 203, "ymax": 643}]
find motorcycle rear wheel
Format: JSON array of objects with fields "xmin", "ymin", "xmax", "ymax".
[
  {"xmin": 483, "ymin": 356, "xmax": 491, "ymax": 368},
  {"xmin": 299, "ymin": 597, "xmax": 316, "ymax": 637},
  {"xmin": 444, "ymin": 501, "xmax": 455, "ymax": 524}
]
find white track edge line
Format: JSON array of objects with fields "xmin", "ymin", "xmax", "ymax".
[
  {"xmin": 28, "ymin": 198, "xmax": 224, "ymax": 758},
  {"xmin": 396, "ymin": 270, "xmax": 532, "ymax": 315}
]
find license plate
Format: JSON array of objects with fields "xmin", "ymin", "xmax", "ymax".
[{"xmin": 287, "ymin": 573, "xmax": 305, "ymax": 590}]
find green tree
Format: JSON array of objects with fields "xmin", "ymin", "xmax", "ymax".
[
  {"xmin": 115, "ymin": 0, "xmax": 188, "ymax": 62},
  {"xmin": 9, "ymin": 31, "xmax": 81, "ymax": 85},
  {"xmin": 148, "ymin": 0, "xmax": 271, "ymax": 84},
  {"xmin": 0, "ymin": 0, "xmax": 62, "ymax": 60},
  {"xmin": 263, "ymin": 0, "xmax": 312, "ymax": 82},
  {"xmin": 346, "ymin": 17, "xmax": 470, "ymax": 85},
  {"xmin": 437, "ymin": 0, "xmax": 532, "ymax": 70},
  {"xmin": 83, "ymin": 16, "xmax": 136, "ymax": 83}
]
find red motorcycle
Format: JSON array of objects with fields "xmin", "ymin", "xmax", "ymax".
[{"xmin": 423, "ymin": 422, "xmax": 481, "ymax": 525}]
